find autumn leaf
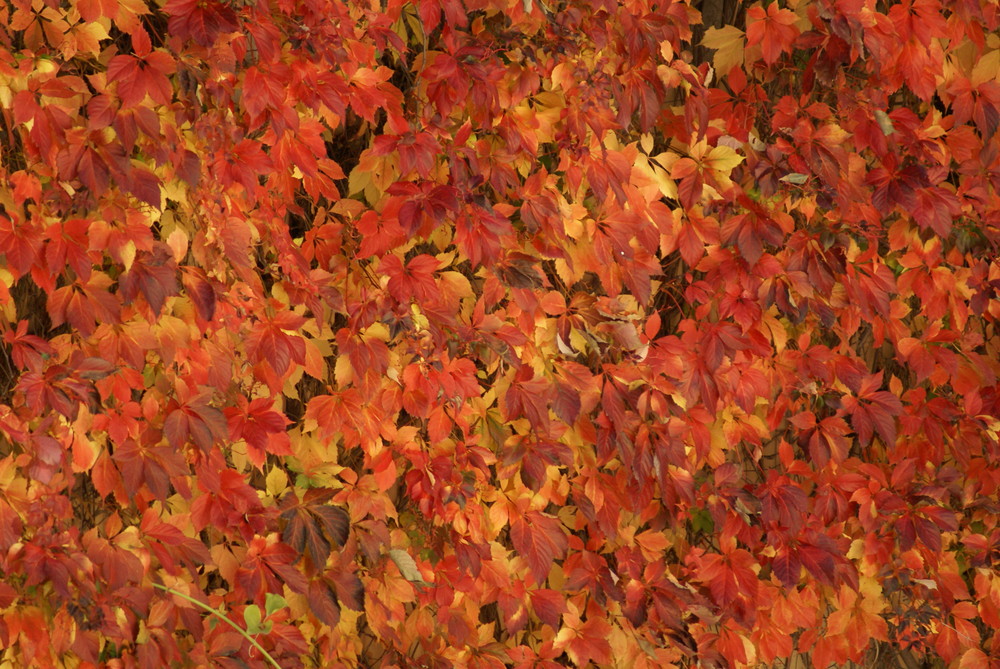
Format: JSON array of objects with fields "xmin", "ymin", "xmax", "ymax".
[
  {"xmin": 511, "ymin": 511, "xmax": 568, "ymax": 586},
  {"xmin": 746, "ymin": 2, "xmax": 800, "ymax": 65},
  {"xmin": 280, "ymin": 490, "xmax": 350, "ymax": 570},
  {"xmin": 388, "ymin": 549, "xmax": 428, "ymax": 585},
  {"xmin": 164, "ymin": 395, "xmax": 227, "ymax": 451},
  {"xmin": 702, "ymin": 26, "xmax": 746, "ymax": 76}
]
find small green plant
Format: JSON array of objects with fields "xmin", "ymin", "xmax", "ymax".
[{"xmin": 151, "ymin": 583, "xmax": 283, "ymax": 669}]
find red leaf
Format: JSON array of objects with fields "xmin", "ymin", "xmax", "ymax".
[
  {"xmin": 181, "ymin": 268, "xmax": 218, "ymax": 321},
  {"xmin": 0, "ymin": 500, "xmax": 23, "ymax": 552},
  {"xmin": 551, "ymin": 382, "xmax": 581, "ymax": 425},
  {"xmin": 107, "ymin": 56, "xmax": 145, "ymax": 108},
  {"xmin": 772, "ymin": 546, "xmax": 802, "ymax": 588},
  {"xmin": 76, "ymin": 0, "xmax": 118, "ymax": 21},
  {"xmin": 694, "ymin": 548, "xmax": 758, "ymax": 622},
  {"xmin": 118, "ymin": 243, "xmax": 177, "ymax": 313},
  {"xmin": 505, "ymin": 368, "xmax": 551, "ymax": 431},
  {"xmin": 746, "ymin": 3, "xmax": 800, "ymax": 64},
  {"xmin": 126, "ymin": 167, "xmax": 162, "ymax": 209},
  {"xmin": 759, "ymin": 474, "xmax": 808, "ymax": 534},
  {"xmin": 279, "ymin": 490, "xmax": 350, "ymax": 569},
  {"xmin": 164, "ymin": 0, "xmax": 237, "ymax": 46},
  {"xmin": 529, "ymin": 589, "xmax": 566, "ymax": 627},
  {"xmin": 380, "ymin": 253, "xmax": 440, "ymax": 304},
  {"xmin": 246, "ymin": 314, "xmax": 307, "ymax": 377},
  {"xmin": 164, "ymin": 395, "xmax": 227, "ymax": 451},
  {"xmin": 510, "ymin": 511, "xmax": 567, "ymax": 586},
  {"xmin": 307, "ymin": 580, "xmax": 340, "ymax": 627},
  {"xmin": 796, "ymin": 537, "xmax": 838, "ymax": 586},
  {"xmin": 913, "ymin": 186, "xmax": 960, "ymax": 237},
  {"xmin": 847, "ymin": 374, "xmax": 902, "ymax": 446},
  {"xmin": 0, "ymin": 214, "xmax": 43, "ymax": 277}
]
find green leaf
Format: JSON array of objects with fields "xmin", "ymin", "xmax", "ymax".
[
  {"xmin": 265, "ymin": 593, "xmax": 286, "ymax": 616},
  {"xmin": 244, "ymin": 605, "xmax": 272, "ymax": 635},
  {"xmin": 691, "ymin": 508, "xmax": 715, "ymax": 534},
  {"xmin": 244, "ymin": 605, "xmax": 262, "ymax": 631}
]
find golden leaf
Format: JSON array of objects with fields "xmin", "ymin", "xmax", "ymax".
[{"xmin": 702, "ymin": 25, "xmax": 746, "ymax": 76}]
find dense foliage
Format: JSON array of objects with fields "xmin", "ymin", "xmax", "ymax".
[{"xmin": 0, "ymin": 0, "xmax": 999, "ymax": 666}]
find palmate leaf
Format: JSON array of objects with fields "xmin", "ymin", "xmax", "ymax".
[
  {"xmin": 702, "ymin": 25, "xmax": 745, "ymax": 76},
  {"xmin": 745, "ymin": 2, "xmax": 799, "ymax": 65},
  {"xmin": 281, "ymin": 507, "xmax": 330, "ymax": 568},
  {"xmin": 279, "ymin": 490, "xmax": 350, "ymax": 570}
]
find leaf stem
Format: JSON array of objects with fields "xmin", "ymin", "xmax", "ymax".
[{"xmin": 151, "ymin": 583, "xmax": 281, "ymax": 669}]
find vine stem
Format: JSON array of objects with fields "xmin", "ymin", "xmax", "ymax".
[{"xmin": 151, "ymin": 583, "xmax": 282, "ymax": 669}]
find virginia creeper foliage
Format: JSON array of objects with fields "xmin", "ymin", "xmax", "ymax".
[{"xmin": 0, "ymin": 0, "xmax": 999, "ymax": 666}]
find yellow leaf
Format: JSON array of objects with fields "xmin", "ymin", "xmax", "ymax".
[
  {"xmin": 633, "ymin": 156, "xmax": 678, "ymax": 201},
  {"xmin": 708, "ymin": 420, "xmax": 728, "ymax": 467},
  {"xmin": 347, "ymin": 165, "xmax": 371, "ymax": 197},
  {"xmin": 0, "ymin": 268, "xmax": 13, "ymax": 322},
  {"xmin": 363, "ymin": 322, "xmax": 389, "ymax": 341},
  {"xmin": 303, "ymin": 338, "xmax": 327, "ymax": 379},
  {"xmin": 439, "ymin": 271, "xmax": 473, "ymax": 301},
  {"xmin": 704, "ymin": 145, "xmax": 744, "ymax": 175},
  {"xmin": 858, "ymin": 575, "xmax": 884, "ymax": 604},
  {"xmin": 762, "ymin": 311, "xmax": 788, "ymax": 353},
  {"xmin": 334, "ymin": 355, "xmax": 353, "ymax": 386},
  {"xmin": 161, "ymin": 178, "xmax": 188, "ymax": 206},
  {"xmin": 971, "ymin": 48, "xmax": 1000, "ymax": 86},
  {"xmin": 651, "ymin": 150, "xmax": 681, "ymax": 171},
  {"xmin": 266, "ymin": 467, "xmax": 288, "ymax": 497},
  {"xmin": 410, "ymin": 303, "xmax": 429, "ymax": 330},
  {"xmin": 659, "ymin": 39, "xmax": 674, "ymax": 61},
  {"xmin": 279, "ymin": 368, "xmax": 301, "ymax": 402},
  {"xmin": 63, "ymin": 21, "xmax": 110, "ymax": 59},
  {"xmin": 873, "ymin": 109, "xmax": 895, "ymax": 136},
  {"xmin": 121, "ymin": 240, "xmax": 137, "ymax": 272},
  {"xmin": 640, "ymin": 132, "xmax": 654, "ymax": 154},
  {"xmin": 636, "ymin": 529, "xmax": 670, "ymax": 559},
  {"xmin": 702, "ymin": 25, "xmax": 745, "ymax": 76},
  {"xmin": 846, "ymin": 540, "xmax": 867, "ymax": 563},
  {"xmin": 166, "ymin": 228, "xmax": 189, "ymax": 263}
]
